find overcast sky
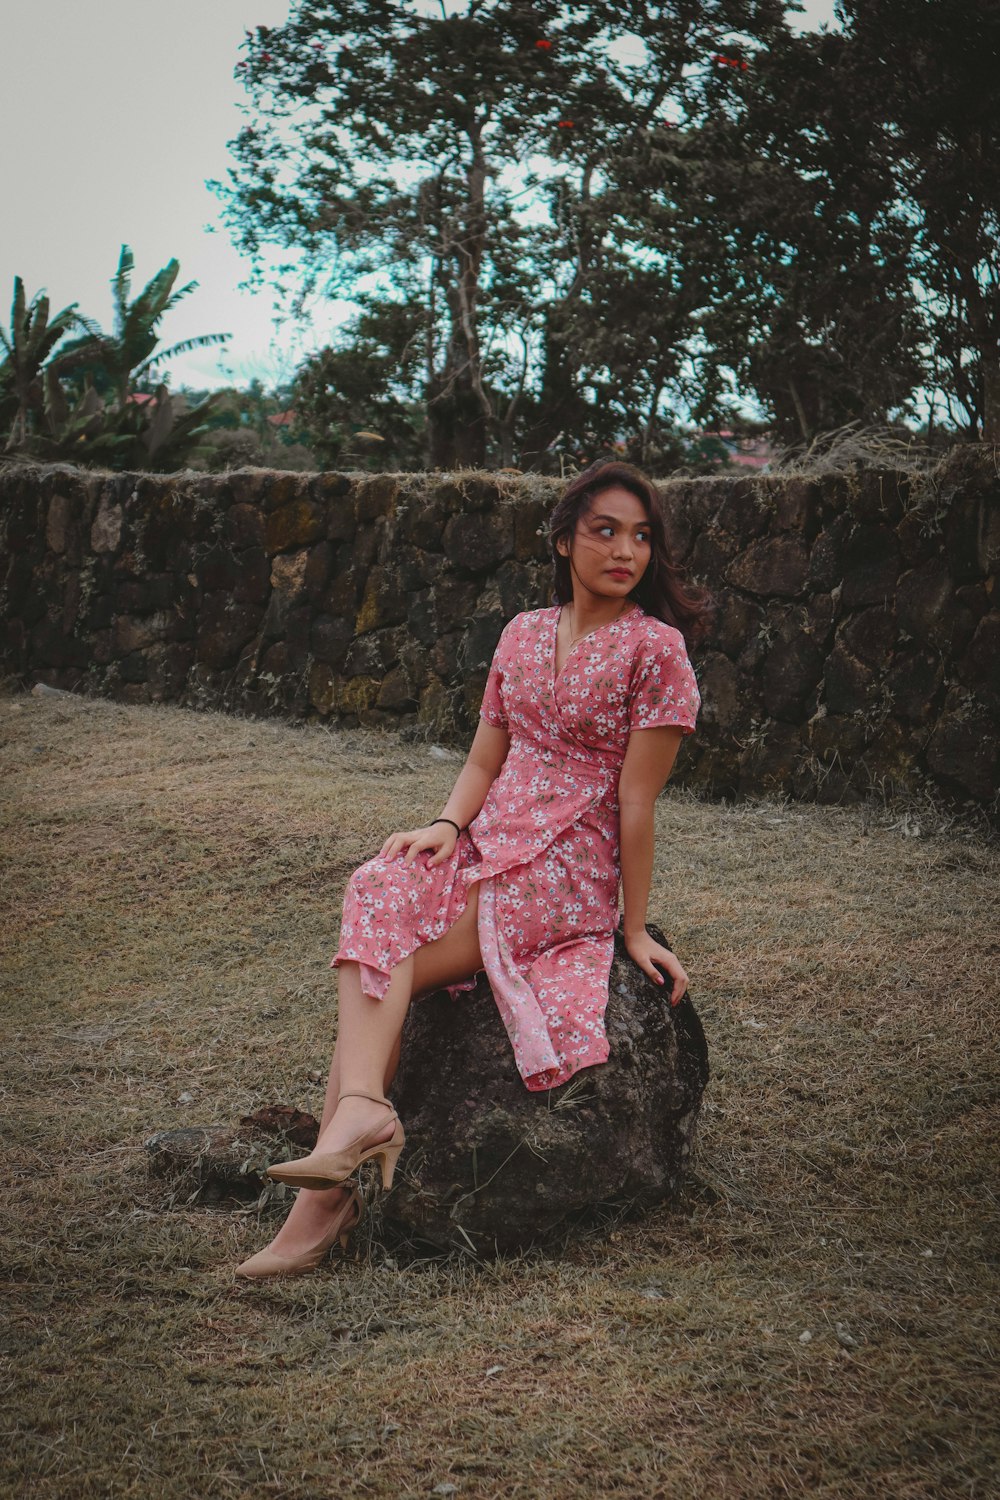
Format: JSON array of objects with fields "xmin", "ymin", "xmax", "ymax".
[{"xmin": 0, "ymin": 0, "xmax": 840, "ymax": 392}]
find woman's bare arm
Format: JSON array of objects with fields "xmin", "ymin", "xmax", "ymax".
[
  {"xmin": 617, "ymin": 725, "xmax": 688, "ymax": 1002},
  {"xmin": 380, "ymin": 720, "xmax": 510, "ymax": 867},
  {"xmin": 437, "ymin": 720, "xmax": 510, "ymax": 830}
]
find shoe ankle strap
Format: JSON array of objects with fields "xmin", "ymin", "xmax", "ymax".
[{"xmin": 338, "ymin": 1091, "xmax": 393, "ymax": 1110}]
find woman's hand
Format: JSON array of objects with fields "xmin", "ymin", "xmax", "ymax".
[
  {"xmin": 379, "ymin": 823, "xmax": 458, "ymax": 868},
  {"xmin": 624, "ymin": 929, "xmax": 689, "ymax": 1007}
]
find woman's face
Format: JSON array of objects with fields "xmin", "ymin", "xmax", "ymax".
[{"xmin": 557, "ymin": 484, "xmax": 653, "ymax": 601}]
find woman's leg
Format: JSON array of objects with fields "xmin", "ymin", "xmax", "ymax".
[
  {"xmin": 258, "ymin": 884, "xmax": 482, "ymax": 1257},
  {"xmin": 312, "ymin": 880, "xmax": 484, "ymax": 1155},
  {"xmin": 261, "ymin": 1032, "xmax": 401, "ymax": 1259}
]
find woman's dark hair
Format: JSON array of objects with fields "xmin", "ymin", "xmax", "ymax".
[{"xmin": 548, "ymin": 460, "xmax": 715, "ymax": 647}]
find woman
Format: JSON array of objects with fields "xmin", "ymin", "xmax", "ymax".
[{"xmin": 236, "ymin": 460, "xmax": 710, "ymax": 1279}]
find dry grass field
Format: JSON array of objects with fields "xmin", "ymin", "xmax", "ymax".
[{"xmin": 2, "ymin": 689, "xmax": 997, "ymax": 1500}]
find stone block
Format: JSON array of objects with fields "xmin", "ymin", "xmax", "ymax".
[
  {"xmin": 265, "ymin": 500, "xmax": 325, "ymax": 554},
  {"xmin": 945, "ymin": 491, "xmax": 1000, "ymax": 583},
  {"xmin": 513, "ymin": 497, "xmax": 549, "ymax": 562},
  {"xmin": 897, "ymin": 507, "xmax": 940, "ymax": 568},
  {"xmin": 805, "ymin": 592, "xmax": 836, "ymax": 651},
  {"xmin": 726, "ymin": 535, "xmax": 808, "ymax": 598},
  {"xmin": 146, "ymin": 643, "xmax": 195, "ymax": 700},
  {"xmin": 772, "ymin": 478, "xmax": 823, "ymax": 537},
  {"xmin": 957, "ymin": 611, "xmax": 1000, "ymax": 712},
  {"xmin": 406, "ymin": 591, "xmax": 438, "ymax": 647},
  {"xmin": 697, "ymin": 651, "xmax": 741, "ymax": 731},
  {"xmin": 3, "ymin": 552, "xmax": 37, "ymax": 615},
  {"xmin": 688, "ymin": 526, "xmax": 740, "ymax": 584},
  {"xmin": 310, "ymin": 613, "xmax": 354, "ymax": 668},
  {"xmin": 383, "ymin": 925, "xmax": 707, "ymax": 1254},
  {"xmin": 378, "ymin": 665, "xmax": 418, "ymax": 711},
  {"xmin": 839, "ymin": 606, "xmax": 898, "ymax": 668},
  {"xmin": 46, "ymin": 493, "xmax": 75, "ymax": 554},
  {"xmin": 709, "ymin": 590, "xmax": 765, "ymax": 657},
  {"xmin": 443, "ymin": 510, "xmax": 514, "ymax": 572},
  {"xmin": 849, "ymin": 470, "xmax": 908, "ymax": 523},
  {"xmin": 429, "ymin": 632, "xmax": 459, "ymax": 680},
  {"xmin": 199, "ymin": 544, "xmax": 270, "ymax": 604},
  {"xmin": 322, "ymin": 561, "xmax": 365, "ymax": 617},
  {"xmin": 29, "ymin": 613, "xmax": 90, "ymax": 669},
  {"xmin": 896, "ymin": 559, "xmax": 954, "ymax": 650},
  {"xmin": 861, "ymin": 718, "xmax": 921, "ymax": 790},
  {"xmin": 302, "ymin": 540, "xmax": 333, "ymax": 600},
  {"xmin": 111, "ymin": 613, "xmax": 177, "ymax": 654},
  {"xmin": 310, "ymin": 473, "xmax": 354, "ymax": 540},
  {"xmin": 926, "ymin": 688, "xmax": 999, "ymax": 800},
  {"xmin": 738, "ymin": 722, "xmax": 803, "ymax": 791},
  {"xmin": 344, "ymin": 627, "xmax": 403, "ymax": 678},
  {"xmin": 661, "ymin": 505, "xmax": 695, "ymax": 563},
  {"xmin": 400, "ymin": 494, "xmax": 450, "ymax": 551},
  {"xmin": 90, "ymin": 495, "xmax": 123, "ymax": 555},
  {"xmin": 399, "ymin": 639, "xmax": 430, "ymax": 691},
  {"xmin": 396, "ymin": 548, "xmax": 443, "ymax": 590},
  {"xmin": 806, "ymin": 513, "xmax": 853, "ymax": 591},
  {"xmin": 459, "ymin": 611, "xmax": 508, "ymax": 674},
  {"xmin": 435, "ymin": 575, "xmax": 480, "ymax": 627},
  {"xmin": 762, "ymin": 627, "xmax": 825, "ymax": 722},
  {"xmin": 840, "ymin": 524, "xmax": 901, "ymax": 608},
  {"xmin": 222, "ymin": 502, "xmax": 266, "ymax": 550},
  {"xmin": 117, "ymin": 649, "xmax": 150, "ymax": 684},
  {"xmin": 823, "ymin": 642, "xmax": 876, "ymax": 715},
  {"xmin": 354, "ymin": 566, "xmax": 409, "ymax": 634},
  {"xmin": 885, "ymin": 648, "xmax": 945, "ymax": 723},
  {"xmin": 494, "ymin": 559, "xmax": 536, "ymax": 617},
  {"xmin": 807, "ymin": 712, "xmax": 870, "ymax": 761},
  {"xmin": 714, "ymin": 479, "xmax": 769, "ymax": 538},
  {"xmin": 308, "ymin": 660, "xmax": 336, "ymax": 715},
  {"xmin": 196, "ymin": 595, "xmax": 260, "ymax": 669},
  {"xmin": 355, "ymin": 475, "xmax": 398, "ymax": 523},
  {"xmin": 258, "ymin": 472, "xmax": 308, "ymax": 515}
]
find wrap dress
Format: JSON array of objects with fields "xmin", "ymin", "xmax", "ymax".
[{"xmin": 331, "ymin": 603, "xmax": 701, "ymax": 1091}]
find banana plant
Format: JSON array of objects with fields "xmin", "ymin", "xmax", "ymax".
[
  {"xmin": 0, "ymin": 279, "xmax": 85, "ymax": 449},
  {"xmin": 100, "ymin": 245, "xmax": 231, "ymax": 404}
]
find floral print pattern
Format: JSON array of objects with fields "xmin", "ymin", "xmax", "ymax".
[{"xmin": 332, "ymin": 604, "xmax": 700, "ymax": 1091}]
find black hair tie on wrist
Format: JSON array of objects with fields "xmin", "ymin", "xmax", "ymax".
[{"xmin": 431, "ymin": 817, "xmax": 462, "ymax": 835}]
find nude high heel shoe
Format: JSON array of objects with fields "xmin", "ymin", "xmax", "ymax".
[
  {"xmin": 234, "ymin": 1185, "xmax": 363, "ymax": 1281},
  {"xmin": 265, "ymin": 1093, "xmax": 406, "ymax": 1192}
]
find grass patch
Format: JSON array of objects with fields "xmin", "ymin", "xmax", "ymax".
[{"xmin": 2, "ymin": 690, "xmax": 997, "ymax": 1499}]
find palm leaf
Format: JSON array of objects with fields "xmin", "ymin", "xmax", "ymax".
[{"xmin": 112, "ymin": 245, "xmax": 134, "ymax": 336}]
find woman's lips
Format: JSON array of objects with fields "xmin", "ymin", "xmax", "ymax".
[{"xmin": 607, "ymin": 568, "xmax": 633, "ymax": 579}]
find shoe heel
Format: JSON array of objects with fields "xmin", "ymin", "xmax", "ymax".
[{"xmin": 376, "ymin": 1141, "xmax": 404, "ymax": 1190}]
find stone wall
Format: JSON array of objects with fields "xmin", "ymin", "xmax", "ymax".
[{"xmin": 1, "ymin": 452, "xmax": 997, "ymax": 811}]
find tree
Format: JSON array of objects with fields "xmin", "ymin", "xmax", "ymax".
[
  {"xmin": 214, "ymin": 0, "xmax": 788, "ymax": 468},
  {"xmin": 623, "ymin": 25, "xmax": 928, "ymax": 446},
  {"xmin": 835, "ymin": 0, "xmax": 1000, "ymax": 439},
  {"xmin": 291, "ymin": 296, "xmax": 426, "ymax": 468}
]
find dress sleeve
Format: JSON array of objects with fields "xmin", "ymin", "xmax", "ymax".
[
  {"xmin": 627, "ymin": 628, "xmax": 701, "ymax": 734},
  {"xmin": 479, "ymin": 619, "xmax": 514, "ymax": 729}
]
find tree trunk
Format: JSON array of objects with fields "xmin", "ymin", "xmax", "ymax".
[{"xmin": 982, "ymin": 351, "xmax": 1000, "ymax": 442}]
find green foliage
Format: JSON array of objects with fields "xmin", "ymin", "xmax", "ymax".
[
  {"xmin": 291, "ymin": 298, "xmax": 426, "ymax": 468},
  {"xmin": 215, "ymin": 0, "xmax": 783, "ymax": 469},
  {"xmin": 217, "ymin": 0, "xmax": 997, "ymax": 462},
  {"xmin": 0, "ymin": 247, "xmax": 232, "ymax": 470}
]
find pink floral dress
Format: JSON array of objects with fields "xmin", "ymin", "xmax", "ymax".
[{"xmin": 331, "ymin": 604, "xmax": 701, "ymax": 1091}]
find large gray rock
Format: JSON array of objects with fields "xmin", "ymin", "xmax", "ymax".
[{"xmin": 384, "ymin": 925, "xmax": 709, "ymax": 1254}]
